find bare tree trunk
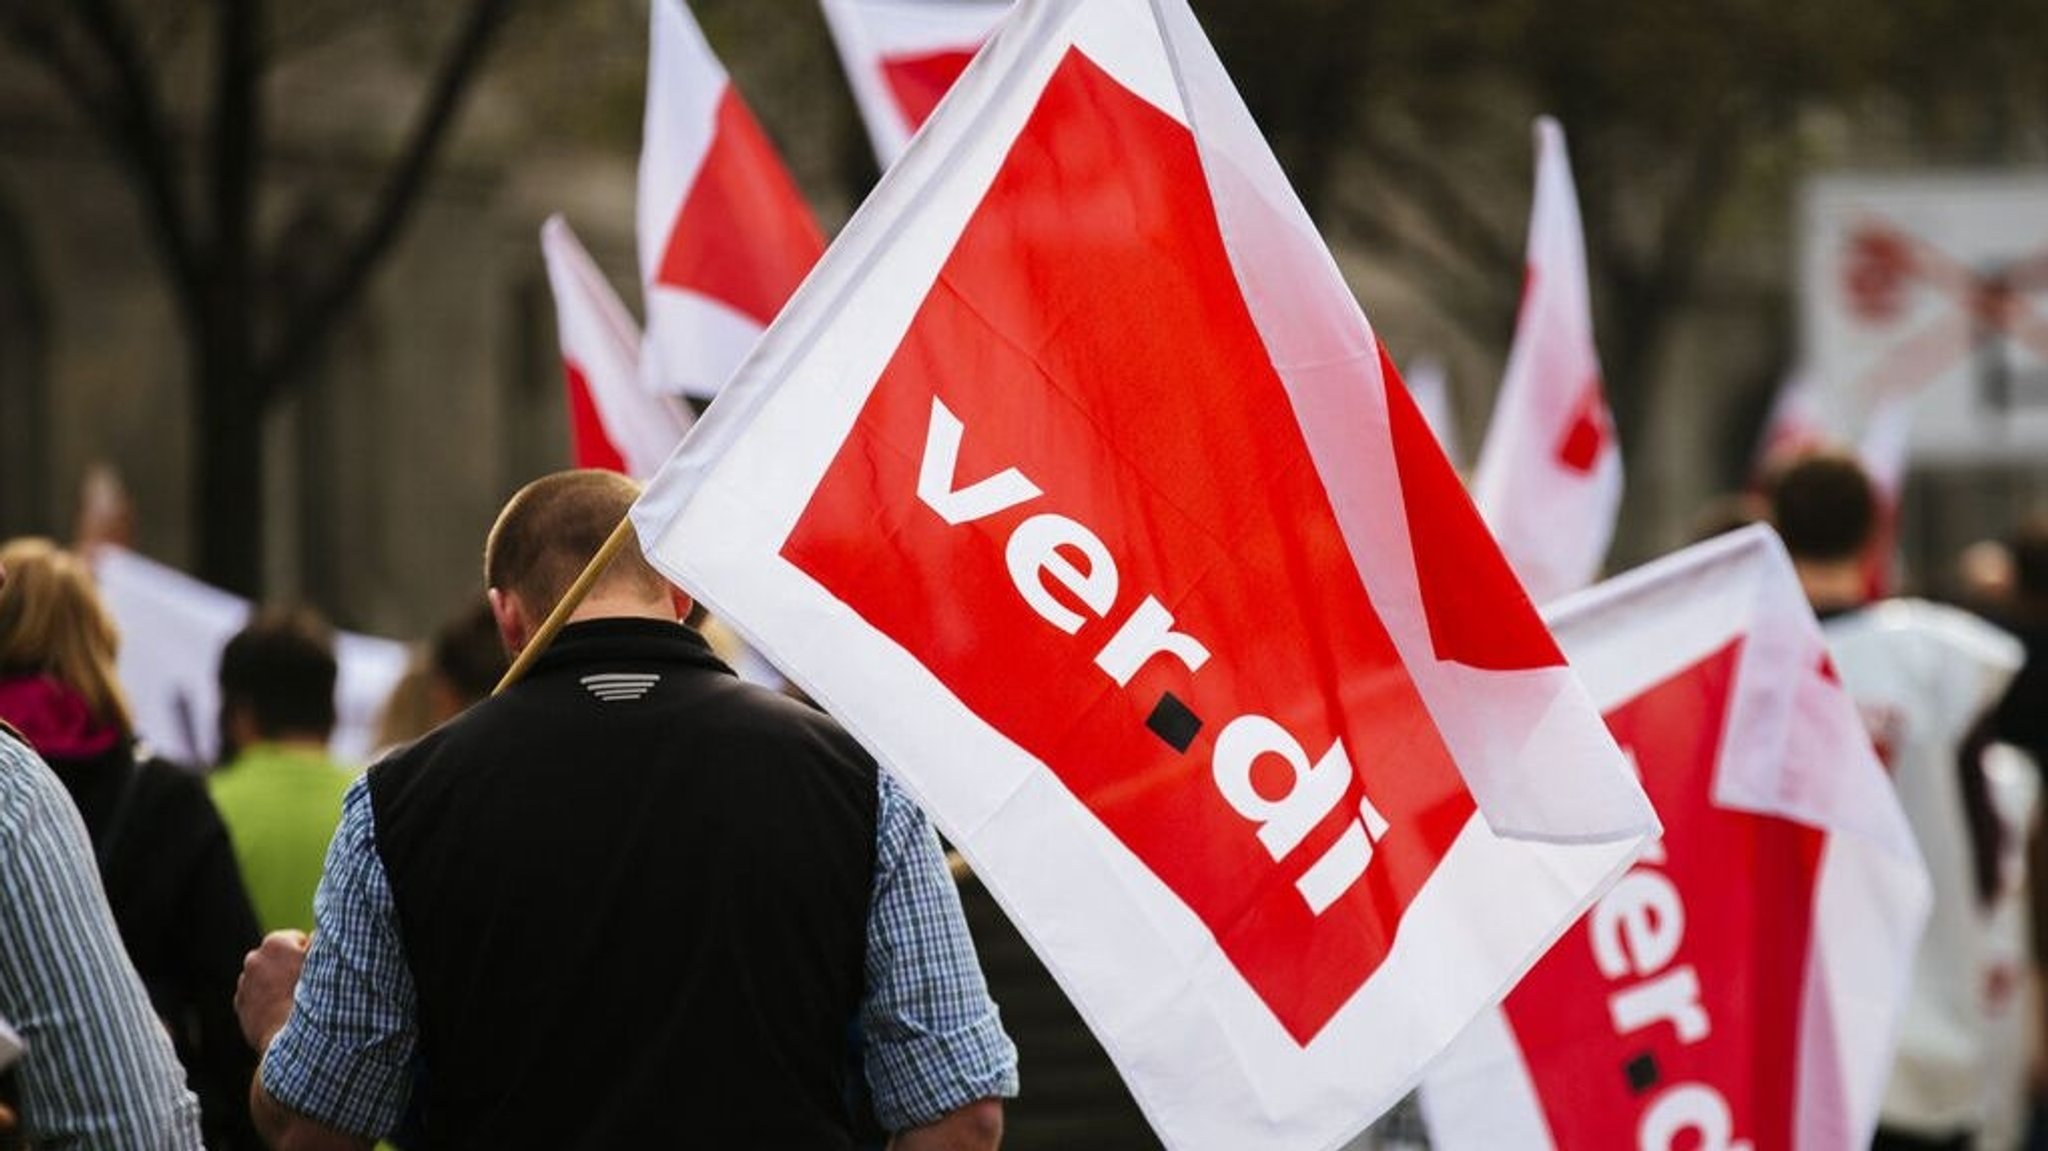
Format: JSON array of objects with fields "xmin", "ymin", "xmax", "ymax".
[{"xmin": 195, "ymin": 336, "xmax": 264, "ymax": 595}]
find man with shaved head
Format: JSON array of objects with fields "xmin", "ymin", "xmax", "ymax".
[{"xmin": 237, "ymin": 469, "xmax": 1016, "ymax": 1150}]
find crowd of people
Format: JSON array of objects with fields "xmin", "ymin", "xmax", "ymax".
[
  {"xmin": 0, "ymin": 456, "xmax": 2042, "ymax": 1149},
  {"xmin": 0, "ymin": 470, "xmax": 1017, "ymax": 1148}
]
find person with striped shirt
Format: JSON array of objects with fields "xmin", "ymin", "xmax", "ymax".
[
  {"xmin": 0, "ymin": 724, "xmax": 203, "ymax": 1146},
  {"xmin": 234, "ymin": 470, "xmax": 1016, "ymax": 1149}
]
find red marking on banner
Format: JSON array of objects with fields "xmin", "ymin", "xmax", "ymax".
[
  {"xmin": 563, "ymin": 361, "xmax": 628, "ymax": 474},
  {"xmin": 1843, "ymin": 225, "xmax": 1914, "ymax": 325},
  {"xmin": 1555, "ymin": 379, "xmax": 1611, "ymax": 473},
  {"xmin": 783, "ymin": 49, "xmax": 1475, "ymax": 1044},
  {"xmin": 655, "ymin": 86, "xmax": 824, "ymax": 327},
  {"xmin": 1383, "ymin": 346, "xmax": 1561, "ymax": 671},
  {"xmin": 881, "ymin": 48, "xmax": 978, "ymax": 132},
  {"xmin": 1502, "ymin": 640, "xmax": 1823, "ymax": 1150}
]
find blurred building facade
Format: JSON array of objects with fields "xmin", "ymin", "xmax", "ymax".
[{"xmin": 1, "ymin": 1, "xmax": 2044, "ymax": 639}]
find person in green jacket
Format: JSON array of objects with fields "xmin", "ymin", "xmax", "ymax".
[{"xmin": 208, "ymin": 608, "xmax": 355, "ymax": 935}]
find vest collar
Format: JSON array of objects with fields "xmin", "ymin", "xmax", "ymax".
[{"xmin": 526, "ymin": 617, "xmax": 732, "ymax": 679}]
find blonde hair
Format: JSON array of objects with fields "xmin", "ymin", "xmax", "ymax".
[{"xmin": 0, "ymin": 537, "xmax": 135, "ymax": 736}]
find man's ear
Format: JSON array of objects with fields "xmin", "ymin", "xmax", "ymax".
[{"xmin": 487, "ymin": 588, "xmax": 532, "ymax": 655}]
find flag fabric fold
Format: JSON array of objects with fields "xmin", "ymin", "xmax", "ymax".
[
  {"xmin": 631, "ymin": 4, "xmax": 1653, "ymax": 1147},
  {"xmin": 819, "ymin": 0, "xmax": 1012, "ymax": 170},
  {"xmin": 1420, "ymin": 524, "xmax": 1930, "ymax": 1151},
  {"xmin": 1473, "ymin": 117, "xmax": 1622, "ymax": 605},
  {"xmin": 541, "ymin": 214, "xmax": 693, "ymax": 479},
  {"xmin": 636, "ymin": 0, "xmax": 825, "ymax": 400}
]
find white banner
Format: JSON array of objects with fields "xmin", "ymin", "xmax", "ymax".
[{"xmin": 93, "ymin": 546, "xmax": 408, "ymax": 767}]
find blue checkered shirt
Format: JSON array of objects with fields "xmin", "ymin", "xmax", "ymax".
[{"xmin": 263, "ymin": 769, "xmax": 1017, "ymax": 1137}]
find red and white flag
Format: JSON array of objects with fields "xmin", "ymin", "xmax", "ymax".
[
  {"xmin": 819, "ymin": 0, "xmax": 1011, "ymax": 169},
  {"xmin": 637, "ymin": 0, "xmax": 824, "ymax": 400},
  {"xmin": 630, "ymin": 4, "xmax": 1654, "ymax": 1147},
  {"xmin": 541, "ymin": 215, "xmax": 694, "ymax": 479},
  {"xmin": 1473, "ymin": 117, "xmax": 1621, "ymax": 604},
  {"xmin": 1420, "ymin": 524, "xmax": 1931, "ymax": 1151}
]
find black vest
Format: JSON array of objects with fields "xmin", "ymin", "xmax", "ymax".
[{"xmin": 369, "ymin": 619, "xmax": 877, "ymax": 1148}]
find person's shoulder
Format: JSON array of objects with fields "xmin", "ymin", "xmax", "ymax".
[
  {"xmin": 1870, "ymin": 598, "xmax": 2024, "ymax": 670},
  {"xmin": 132, "ymin": 755, "xmax": 231, "ymax": 823},
  {"xmin": 700, "ymin": 680, "xmax": 878, "ymax": 769},
  {"xmin": 0, "ymin": 729, "xmax": 38, "ymax": 814},
  {"xmin": 718, "ymin": 678, "xmax": 859, "ymax": 734},
  {"xmin": 131, "ymin": 752, "xmax": 204, "ymax": 801},
  {"xmin": 0, "ymin": 730, "xmax": 72, "ymax": 852},
  {"xmin": 364, "ymin": 696, "xmax": 499, "ymax": 794}
]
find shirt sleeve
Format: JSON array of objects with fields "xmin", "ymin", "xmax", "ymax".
[
  {"xmin": 261, "ymin": 777, "xmax": 418, "ymax": 1138},
  {"xmin": 0, "ymin": 734, "xmax": 204, "ymax": 1148},
  {"xmin": 860, "ymin": 769, "xmax": 1019, "ymax": 1131}
]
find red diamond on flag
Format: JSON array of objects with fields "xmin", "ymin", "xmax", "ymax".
[{"xmin": 1555, "ymin": 378, "xmax": 1611, "ymax": 473}]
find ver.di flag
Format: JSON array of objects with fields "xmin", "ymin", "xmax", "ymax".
[
  {"xmin": 541, "ymin": 215, "xmax": 693, "ymax": 479},
  {"xmin": 819, "ymin": 0, "xmax": 1011, "ymax": 169},
  {"xmin": 1473, "ymin": 117, "xmax": 1622, "ymax": 604},
  {"xmin": 637, "ymin": 0, "xmax": 824, "ymax": 400},
  {"xmin": 1420, "ymin": 525, "xmax": 1931, "ymax": 1151},
  {"xmin": 630, "ymin": 3, "xmax": 1656, "ymax": 1148}
]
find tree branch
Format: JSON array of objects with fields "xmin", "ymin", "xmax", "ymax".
[
  {"xmin": 58, "ymin": 0, "xmax": 206, "ymax": 316},
  {"xmin": 207, "ymin": 0, "xmax": 260, "ymax": 370},
  {"xmin": 253, "ymin": 0, "xmax": 518, "ymax": 403},
  {"xmin": 1357, "ymin": 130, "xmax": 1524, "ymax": 286},
  {"xmin": 1328, "ymin": 189, "xmax": 1518, "ymax": 344},
  {"xmin": 1598, "ymin": 105, "xmax": 1750, "ymax": 396}
]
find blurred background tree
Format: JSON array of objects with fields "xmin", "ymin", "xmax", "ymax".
[
  {"xmin": 1, "ymin": 0, "xmax": 2043, "ymax": 614},
  {"xmin": 0, "ymin": 0, "xmax": 551, "ymax": 593}
]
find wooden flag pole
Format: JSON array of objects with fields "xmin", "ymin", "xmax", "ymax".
[{"xmin": 492, "ymin": 514, "xmax": 641, "ymax": 696}]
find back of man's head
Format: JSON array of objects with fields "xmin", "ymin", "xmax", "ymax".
[
  {"xmin": 484, "ymin": 470, "xmax": 670, "ymax": 620},
  {"xmin": 1767, "ymin": 452, "xmax": 1878, "ymax": 565},
  {"xmin": 219, "ymin": 607, "xmax": 338, "ymax": 742}
]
